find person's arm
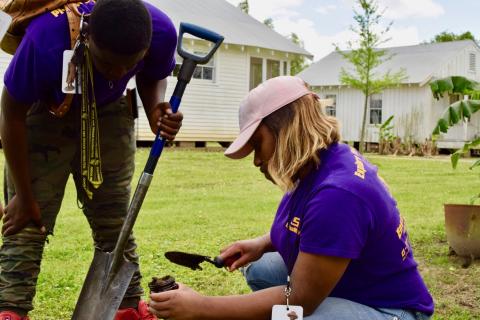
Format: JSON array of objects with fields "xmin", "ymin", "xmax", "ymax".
[
  {"xmin": 136, "ymin": 74, "xmax": 183, "ymax": 140},
  {"xmin": 218, "ymin": 233, "xmax": 275, "ymax": 271},
  {"xmin": 0, "ymin": 88, "xmax": 43, "ymax": 236},
  {"xmin": 149, "ymin": 251, "xmax": 350, "ymax": 319}
]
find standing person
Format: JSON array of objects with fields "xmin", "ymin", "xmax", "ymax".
[
  {"xmin": 0, "ymin": 0, "xmax": 182, "ymax": 319},
  {"xmin": 148, "ymin": 76, "xmax": 434, "ymax": 319}
]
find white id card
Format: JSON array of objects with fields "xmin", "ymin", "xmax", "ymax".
[
  {"xmin": 62, "ymin": 50, "xmax": 81, "ymax": 94},
  {"xmin": 272, "ymin": 305, "xmax": 303, "ymax": 320},
  {"xmin": 0, "ymin": 11, "xmax": 12, "ymax": 44}
]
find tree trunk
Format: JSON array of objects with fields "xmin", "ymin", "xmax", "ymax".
[{"xmin": 359, "ymin": 93, "xmax": 369, "ymax": 153}]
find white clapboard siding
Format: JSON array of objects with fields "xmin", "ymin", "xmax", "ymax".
[
  {"xmin": 305, "ymin": 40, "xmax": 480, "ymax": 148},
  {"xmin": 135, "ymin": 43, "xmax": 297, "ymax": 142}
]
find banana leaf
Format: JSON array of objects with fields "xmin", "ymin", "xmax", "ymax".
[
  {"xmin": 451, "ymin": 137, "xmax": 480, "ymax": 169},
  {"xmin": 430, "ymin": 76, "xmax": 480, "ymax": 100},
  {"xmin": 432, "ymin": 100, "xmax": 480, "ymax": 135}
]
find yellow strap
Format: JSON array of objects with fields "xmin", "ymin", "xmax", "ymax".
[{"xmin": 81, "ymin": 47, "xmax": 102, "ymax": 199}]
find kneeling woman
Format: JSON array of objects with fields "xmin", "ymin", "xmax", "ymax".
[{"xmin": 149, "ymin": 76, "xmax": 434, "ymax": 320}]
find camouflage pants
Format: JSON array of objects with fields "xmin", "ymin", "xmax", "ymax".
[{"xmin": 0, "ymin": 97, "xmax": 143, "ymax": 313}]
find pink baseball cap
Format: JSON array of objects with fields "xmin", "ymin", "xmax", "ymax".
[{"xmin": 224, "ymin": 76, "xmax": 317, "ymax": 159}]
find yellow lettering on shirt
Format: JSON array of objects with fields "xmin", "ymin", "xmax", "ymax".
[
  {"xmin": 50, "ymin": 8, "xmax": 66, "ymax": 17},
  {"xmin": 353, "ymin": 155, "xmax": 366, "ymax": 179},
  {"xmin": 396, "ymin": 216, "xmax": 404, "ymax": 239},
  {"xmin": 285, "ymin": 217, "xmax": 301, "ymax": 235}
]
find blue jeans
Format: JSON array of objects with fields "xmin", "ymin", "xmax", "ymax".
[{"xmin": 242, "ymin": 252, "xmax": 431, "ymax": 320}]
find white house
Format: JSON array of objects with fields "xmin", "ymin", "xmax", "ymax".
[
  {"xmin": 144, "ymin": 0, "xmax": 312, "ymax": 143},
  {"xmin": 0, "ymin": 0, "xmax": 312, "ymax": 143},
  {"xmin": 299, "ymin": 40, "xmax": 480, "ymax": 149}
]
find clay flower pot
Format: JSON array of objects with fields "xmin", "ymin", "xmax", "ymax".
[{"xmin": 444, "ymin": 204, "xmax": 480, "ymax": 258}]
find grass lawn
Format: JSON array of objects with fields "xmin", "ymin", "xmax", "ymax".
[{"xmin": 0, "ymin": 148, "xmax": 478, "ymax": 319}]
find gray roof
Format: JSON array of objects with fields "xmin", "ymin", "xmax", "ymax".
[
  {"xmin": 299, "ymin": 40, "xmax": 479, "ymax": 86},
  {"xmin": 146, "ymin": 0, "xmax": 312, "ymax": 57}
]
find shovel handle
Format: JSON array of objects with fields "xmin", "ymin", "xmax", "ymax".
[{"xmin": 145, "ymin": 23, "xmax": 224, "ymax": 174}]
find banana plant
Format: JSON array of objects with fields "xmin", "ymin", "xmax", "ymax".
[
  {"xmin": 431, "ymin": 76, "xmax": 480, "ymax": 135},
  {"xmin": 431, "ymin": 76, "xmax": 480, "ymax": 203}
]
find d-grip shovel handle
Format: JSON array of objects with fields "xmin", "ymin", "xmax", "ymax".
[{"xmin": 145, "ymin": 23, "xmax": 224, "ymax": 174}]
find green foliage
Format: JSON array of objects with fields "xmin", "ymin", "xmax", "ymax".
[
  {"xmin": 237, "ymin": 0, "xmax": 249, "ymax": 14},
  {"xmin": 336, "ymin": 0, "xmax": 406, "ymax": 152},
  {"xmin": 288, "ymin": 32, "xmax": 308, "ymax": 75},
  {"xmin": 263, "ymin": 18, "xmax": 274, "ymax": 29},
  {"xmin": 378, "ymin": 115, "xmax": 395, "ymax": 142},
  {"xmin": 431, "ymin": 76, "xmax": 480, "ymax": 204},
  {"xmin": 431, "ymin": 31, "xmax": 477, "ymax": 44},
  {"xmin": 431, "ymin": 76, "xmax": 480, "ymax": 134}
]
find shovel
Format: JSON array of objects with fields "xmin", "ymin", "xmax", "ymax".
[
  {"xmin": 165, "ymin": 251, "xmax": 241, "ymax": 270},
  {"xmin": 71, "ymin": 23, "xmax": 224, "ymax": 320}
]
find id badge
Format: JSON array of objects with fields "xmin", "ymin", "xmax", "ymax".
[
  {"xmin": 62, "ymin": 50, "xmax": 81, "ymax": 94},
  {"xmin": 0, "ymin": 11, "xmax": 12, "ymax": 44},
  {"xmin": 272, "ymin": 305, "xmax": 303, "ymax": 320}
]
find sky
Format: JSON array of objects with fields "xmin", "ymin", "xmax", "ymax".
[{"xmin": 225, "ymin": 0, "xmax": 480, "ymax": 61}]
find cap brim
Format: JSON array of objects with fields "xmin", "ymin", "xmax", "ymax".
[{"xmin": 224, "ymin": 119, "xmax": 261, "ymax": 159}]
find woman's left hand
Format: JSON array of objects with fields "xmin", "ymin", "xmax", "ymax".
[{"xmin": 148, "ymin": 283, "xmax": 204, "ymax": 320}]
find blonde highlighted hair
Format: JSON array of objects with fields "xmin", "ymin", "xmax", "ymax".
[{"xmin": 263, "ymin": 93, "xmax": 341, "ymax": 192}]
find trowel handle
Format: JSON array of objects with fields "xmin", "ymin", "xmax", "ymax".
[{"xmin": 213, "ymin": 252, "xmax": 242, "ymax": 268}]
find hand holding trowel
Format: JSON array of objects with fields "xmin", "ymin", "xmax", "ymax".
[{"xmin": 165, "ymin": 251, "xmax": 242, "ymax": 270}]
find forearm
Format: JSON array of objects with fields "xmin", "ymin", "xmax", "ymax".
[
  {"xmin": 258, "ymin": 233, "xmax": 275, "ymax": 253},
  {"xmin": 199, "ymin": 286, "xmax": 285, "ymax": 320},
  {"xmin": 136, "ymin": 74, "xmax": 167, "ymax": 116},
  {"xmin": 0, "ymin": 89, "xmax": 33, "ymax": 201}
]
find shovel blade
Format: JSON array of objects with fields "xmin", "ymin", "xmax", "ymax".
[{"xmin": 72, "ymin": 249, "xmax": 138, "ymax": 320}]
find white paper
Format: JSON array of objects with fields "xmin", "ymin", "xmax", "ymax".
[
  {"xmin": 272, "ymin": 305, "xmax": 304, "ymax": 320},
  {"xmin": 62, "ymin": 50, "xmax": 81, "ymax": 94}
]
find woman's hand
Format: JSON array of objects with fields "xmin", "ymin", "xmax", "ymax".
[
  {"xmin": 147, "ymin": 102, "xmax": 183, "ymax": 140},
  {"xmin": 149, "ymin": 283, "xmax": 204, "ymax": 320},
  {"xmin": 219, "ymin": 234, "xmax": 272, "ymax": 271}
]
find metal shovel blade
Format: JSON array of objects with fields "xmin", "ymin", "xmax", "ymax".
[{"xmin": 71, "ymin": 248, "xmax": 138, "ymax": 320}]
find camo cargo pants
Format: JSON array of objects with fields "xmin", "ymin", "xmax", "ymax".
[{"xmin": 0, "ymin": 97, "xmax": 143, "ymax": 313}]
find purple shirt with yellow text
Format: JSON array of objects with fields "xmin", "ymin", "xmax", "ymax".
[
  {"xmin": 270, "ymin": 143, "xmax": 434, "ymax": 315},
  {"xmin": 4, "ymin": 1, "xmax": 177, "ymax": 107}
]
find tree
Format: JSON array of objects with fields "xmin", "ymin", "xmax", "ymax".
[
  {"xmin": 263, "ymin": 18, "xmax": 274, "ymax": 29},
  {"xmin": 431, "ymin": 31, "xmax": 477, "ymax": 43},
  {"xmin": 238, "ymin": 0, "xmax": 249, "ymax": 14},
  {"xmin": 336, "ymin": 0, "xmax": 406, "ymax": 153},
  {"xmin": 289, "ymin": 33, "xmax": 307, "ymax": 75}
]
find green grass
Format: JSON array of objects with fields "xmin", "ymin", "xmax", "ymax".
[{"xmin": 0, "ymin": 149, "xmax": 479, "ymax": 319}]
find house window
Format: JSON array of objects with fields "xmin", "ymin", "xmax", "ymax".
[
  {"xmin": 369, "ymin": 94, "xmax": 382, "ymax": 124},
  {"xmin": 267, "ymin": 59, "xmax": 280, "ymax": 79},
  {"xmin": 173, "ymin": 52, "xmax": 215, "ymax": 81},
  {"xmin": 283, "ymin": 61, "xmax": 288, "ymax": 75},
  {"xmin": 469, "ymin": 53, "xmax": 476, "ymax": 73},
  {"xmin": 250, "ymin": 57, "xmax": 263, "ymax": 90},
  {"xmin": 324, "ymin": 94, "xmax": 337, "ymax": 117}
]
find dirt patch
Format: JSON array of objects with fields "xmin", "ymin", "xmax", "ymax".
[{"xmin": 417, "ymin": 256, "xmax": 480, "ymax": 319}]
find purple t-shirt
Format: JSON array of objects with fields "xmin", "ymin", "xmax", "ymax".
[
  {"xmin": 4, "ymin": 1, "xmax": 177, "ymax": 107},
  {"xmin": 270, "ymin": 143, "xmax": 434, "ymax": 315}
]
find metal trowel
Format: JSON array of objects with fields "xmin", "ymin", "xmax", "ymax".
[{"xmin": 165, "ymin": 251, "xmax": 241, "ymax": 271}]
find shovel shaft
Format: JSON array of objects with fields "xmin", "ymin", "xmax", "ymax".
[{"xmin": 110, "ymin": 172, "xmax": 152, "ymax": 275}]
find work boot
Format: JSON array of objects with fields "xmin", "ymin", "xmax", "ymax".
[
  {"xmin": 0, "ymin": 311, "xmax": 30, "ymax": 320},
  {"xmin": 115, "ymin": 300, "xmax": 157, "ymax": 320}
]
